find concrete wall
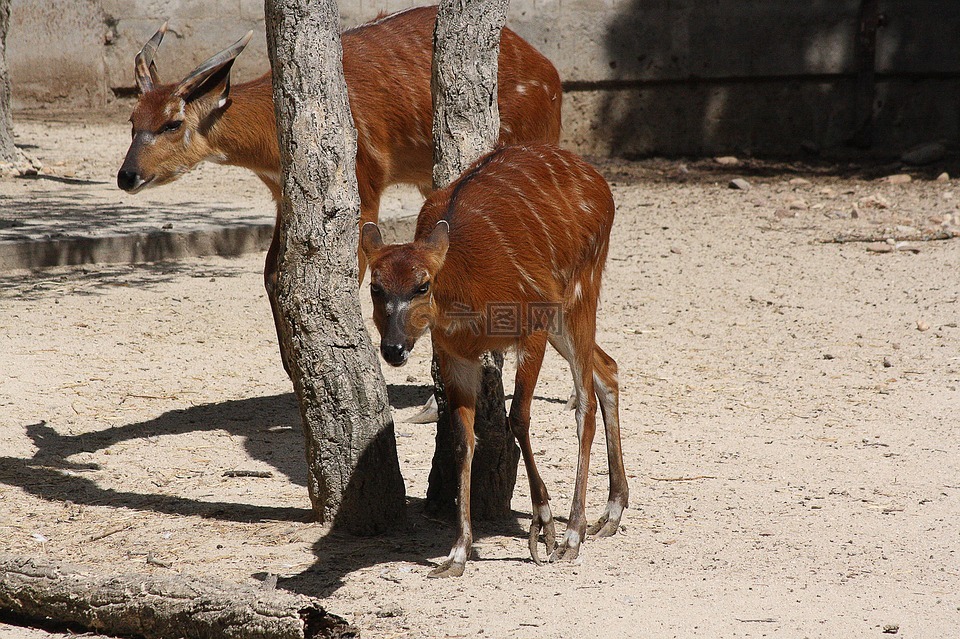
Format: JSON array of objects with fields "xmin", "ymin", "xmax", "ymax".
[{"xmin": 7, "ymin": 0, "xmax": 960, "ymax": 157}]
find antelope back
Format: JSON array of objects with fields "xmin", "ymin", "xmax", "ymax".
[{"xmin": 340, "ymin": 5, "xmax": 562, "ymax": 193}]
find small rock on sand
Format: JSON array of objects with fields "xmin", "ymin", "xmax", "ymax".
[
  {"xmin": 881, "ymin": 174, "xmax": 912, "ymax": 185},
  {"xmin": 729, "ymin": 178, "xmax": 751, "ymax": 190}
]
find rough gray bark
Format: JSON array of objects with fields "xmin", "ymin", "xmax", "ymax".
[
  {"xmin": 426, "ymin": 0, "xmax": 521, "ymax": 520},
  {"xmin": 0, "ymin": 0, "xmax": 18, "ymax": 162},
  {"xmin": 264, "ymin": 0, "xmax": 405, "ymax": 534},
  {"xmin": 0, "ymin": 555, "xmax": 356, "ymax": 639}
]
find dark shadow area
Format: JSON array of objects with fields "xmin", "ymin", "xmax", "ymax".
[
  {"xmin": 15, "ymin": 173, "xmax": 109, "ymax": 186},
  {"xmin": 2, "ymin": 390, "xmax": 532, "ymax": 596},
  {"xmin": 0, "ymin": 189, "xmax": 262, "ymax": 239},
  {"xmin": 0, "ymin": 260, "xmax": 245, "ymax": 301},
  {"xmin": 280, "ymin": 497, "xmax": 534, "ymax": 600},
  {"xmin": 0, "ymin": 187, "xmax": 273, "ymax": 270},
  {"xmin": 386, "ymin": 383, "xmax": 433, "ymax": 410},
  {"xmin": 592, "ymin": 154, "xmax": 960, "ymax": 187},
  {"xmin": 0, "ymin": 395, "xmax": 312, "ymax": 522},
  {"xmin": 592, "ymin": 0, "xmax": 959, "ymax": 158}
]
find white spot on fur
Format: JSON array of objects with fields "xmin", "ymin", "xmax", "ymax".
[
  {"xmin": 563, "ymin": 529, "xmax": 581, "ymax": 548},
  {"xmin": 538, "ymin": 504, "xmax": 552, "ymax": 522},
  {"xmin": 448, "ymin": 545, "xmax": 468, "ymax": 564}
]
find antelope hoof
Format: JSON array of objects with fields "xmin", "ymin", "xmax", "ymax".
[
  {"xmin": 549, "ymin": 540, "xmax": 581, "ymax": 563},
  {"xmin": 587, "ymin": 502, "xmax": 625, "ymax": 538},
  {"xmin": 528, "ymin": 515, "xmax": 557, "ymax": 565},
  {"xmin": 428, "ymin": 559, "xmax": 466, "ymax": 578},
  {"xmin": 405, "ymin": 394, "xmax": 439, "ymax": 424},
  {"xmin": 549, "ymin": 530, "xmax": 582, "ymax": 562}
]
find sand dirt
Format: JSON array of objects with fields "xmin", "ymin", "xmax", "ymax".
[{"xmin": 1, "ymin": 110, "xmax": 959, "ymax": 638}]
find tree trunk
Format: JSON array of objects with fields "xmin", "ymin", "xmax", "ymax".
[
  {"xmin": 264, "ymin": 0, "xmax": 405, "ymax": 534},
  {"xmin": 0, "ymin": 0, "xmax": 18, "ymax": 162},
  {"xmin": 426, "ymin": 0, "xmax": 521, "ymax": 520},
  {"xmin": 0, "ymin": 555, "xmax": 356, "ymax": 639}
]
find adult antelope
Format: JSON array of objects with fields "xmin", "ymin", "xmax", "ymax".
[
  {"xmin": 360, "ymin": 143, "xmax": 628, "ymax": 577},
  {"xmin": 118, "ymin": 6, "xmax": 562, "ymax": 373}
]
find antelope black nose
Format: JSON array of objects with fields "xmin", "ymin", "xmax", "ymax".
[
  {"xmin": 381, "ymin": 343, "xmax": 408, "ymax": 367},
  {"xmin": 117, "ymin": 169, "xmax": 139, "ymax": 191}
]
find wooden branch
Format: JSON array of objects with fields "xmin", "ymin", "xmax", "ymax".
[
  {"xmin": 821, "ymin": 229, "xmax": 960, "ymax": 244},
  {"xmin": 0, "ymin": 554, "xmax": 356, "ymax": 639}
]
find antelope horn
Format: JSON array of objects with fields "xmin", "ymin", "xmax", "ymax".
[
  {"xmin": 174, "ymin": 31, "xmax": 253, "ymax": 102},
  {"xmin": 134, "ymin": 21, "xmax": 168, "ymax": 93}
]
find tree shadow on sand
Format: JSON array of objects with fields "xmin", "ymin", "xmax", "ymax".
[{"xmin": 2, "ymin": 387, "xmax": 533, "ymax": 598}]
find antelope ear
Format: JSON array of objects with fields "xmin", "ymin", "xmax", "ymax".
[
  {"xmin": 424, "ymin": 220, "xmax": 450, "ymax": 263},
  {"xmin": 360, "ymin": 222, "xmax": 384, "ymax": 258},
  {"xmin": 174, "ymin": 31, "xmax": 252, "ymax": 107}
]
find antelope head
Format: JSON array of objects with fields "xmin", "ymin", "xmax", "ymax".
[
  {"xmin": 117, "ymin": 24, "xmax": 253, "ymax": 193},
  {"xmin": 360, "ymin": 221, "xmax": 449, "ymax": 366}
]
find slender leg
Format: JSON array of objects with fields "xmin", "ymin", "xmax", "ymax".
[
  {"xmin": 586, "ymin": 345, "xmax": 629, "ymax": 537},
  {"xmin": 510, "ymin": 333, "xmax": 556, "ymax": 564},
  {"xmin": 549, "ymin": 331, "xmax": 599, "ymax": 562},
  {"xmin": 429, "ymin": 353, "xmax": 481, "ymax": 578}
]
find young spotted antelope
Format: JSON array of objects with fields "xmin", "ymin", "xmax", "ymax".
[
  {"xmin": 117, "ymin": 6, "xmax": 562, "ymax": 374},
  {"xmin": 361, "ymin": 144, "xmax": 628, "ymax": 577}
]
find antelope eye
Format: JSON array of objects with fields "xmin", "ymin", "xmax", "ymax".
[
  {"xmin": 370, "ymin": 283, "xmax": 384, "ymax": 297},
  {"xmin": 161, "ymin": 120, "xmax": 183, "ymax": 134},
  {"xmin": 416, "ymin": 281, "xmax": 430, "ymax": 295}
]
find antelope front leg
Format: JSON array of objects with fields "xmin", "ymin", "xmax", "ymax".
[
  {"xmin": 510, "ymin": 333, "xmax": 557, "ymax": 564},
  {"xmin": 429, "ymin": 356, "xmax": 480, "ymax": 578},
  {"xmin": 552, "ymin": 362, "xmax": 598, "ymax": 562}
]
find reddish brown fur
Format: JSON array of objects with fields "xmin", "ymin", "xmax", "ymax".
[
  {"xmin": 119, "ymin": 5, "xmax": 562, "ymax": 373},
  {"xmin": 361, "ymin": 144, "xmax": 629, "ymax": 577}
]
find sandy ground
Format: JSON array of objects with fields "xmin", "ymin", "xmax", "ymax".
[{"xmin": 1, "ymin": 110, "xmax": 959, "ymax": 638}]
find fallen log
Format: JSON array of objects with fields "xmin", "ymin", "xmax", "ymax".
[{"xmin": 0, "ymin": 554, "xmax": 356, "ymax": 639}]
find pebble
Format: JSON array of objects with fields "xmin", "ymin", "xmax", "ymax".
[
  {"xmin": 774, "ymin": 209, "xmax": 797, "ymax": 219},
  {"xmin": 917, "ymin": 319, "xmax": 930, "ymax": 332},
  {"xmin": 376, "ymin": 604, "xmax": 404, "ymax": 618},
  {"xmin": 729, "ymin": 178, "xmax": 751, "ymax": 191},
  {"xmin": 787, "ymin": 198, "xmax": 808, "ymax": 210},
  {"xmin": 866, "ymin": 243, "xmax": 893, "ymax": 253},
  {"xmin": 901, "ymin": 142, "xmax": 946, "ymax": 166},
  {"xmin": 883, "ymin": 357, "xmax": 893, "ymax": 368},
  {"xmin": 936, "ymin": 172, "xmax": 950, "ymax": 182},
  {"xmin": 860, "ymin": 194, "xmax": 891, "ymax": 209},
  {"xmin": 715, "ymin": 156, "xmax": 740, "ymax": 166},
  {"xmin": 882, "ymin": 624, "xmax": 899, "ymax": 634},
  {"xmin": 789, "ymin": 177, "xmax": 811, "ymax": 186},
  {"xmin": 881, "ymin": 174, "xmax": 912, "ymax": 184}
]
